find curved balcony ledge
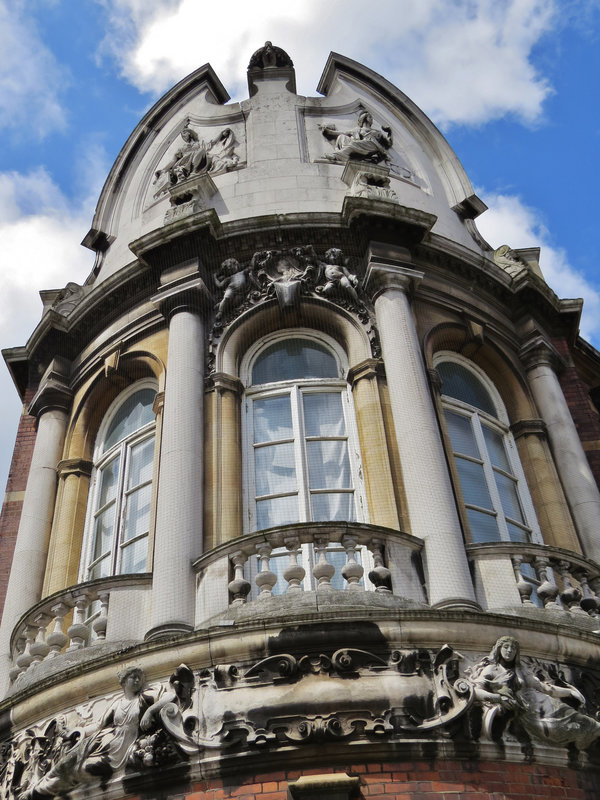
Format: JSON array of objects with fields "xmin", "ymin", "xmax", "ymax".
[
  {"xmin": 8, "ymin": 574, "xmax": 152, "ymax": 693},
  {"xmin": 193, "ymin": 522, "xmax": 427, "ymax": 627},
  {"xmin": 467, "ymin": 541, "xmax": 600, "ymax": 626}
]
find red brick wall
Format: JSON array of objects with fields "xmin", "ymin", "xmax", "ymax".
[
  {"xmin": 552, "ymin": 337, "xmax": 600, "ymax": 488},
  {"xmin": 0, "ymin": 389, "xmax": 37, "ymax": 619},
  {"xmin": 179, "ymin": 760, "xmax": 600, "ymax": 800}
]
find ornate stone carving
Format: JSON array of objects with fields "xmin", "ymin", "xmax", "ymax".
[
  {"xmin": 320, "ymin": 111, "xmax": 392, "ymax": 165},
  {"xmin": 342, "ymin": 162, "xmax": 398, "ymax": 203},
  {"xmin": 51, "ymin": 283, "xmax": 85, "ymax": 317},
  {"xmin": 209, "ymin": 246, "xmax": 380, "ymax": 370},
  {"xmin": 248, "ymin": 41, "xmax": 293, "ymax": 70},
  {"xmin": 154, "ymin": 122, "xmax": 239, "ymax": 196},
  {"xmin": 467, "ymin": 636, "xmax": 600, "ymax": 750},
  {"xmin": 493, "ymin": 245, "xmax": 528, "ymax": 278}
]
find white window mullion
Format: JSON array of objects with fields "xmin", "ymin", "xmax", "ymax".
[
  {"xmin": 293, "ymin": 386, "xmax": 310, "ymax": 522},
  {"xmin": 112, "ymin": 440, "xmax": 129, "ymax": 574}
]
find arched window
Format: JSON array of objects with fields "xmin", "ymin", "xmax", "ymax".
[
  {"xmin": 436, "ymin": 355, "xmax": 541, "ymax": 545},
  {"xmin": 81, "ymin": 382, "xmax": 157, "ymax": 580},
  {"xmin": 243, "ymin": 335, "xmax": 365, "ymax": 531}
]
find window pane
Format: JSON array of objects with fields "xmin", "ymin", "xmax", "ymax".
[
  {"xmin": 257, "ymin": 495, "xmax": 298, "ymax": 529},
  {"xmin": 90, "ymin": 555, "xmax": 112, "ymax": 580},
  {"xmin": 438, "ymin": 362, "xmax": 496, "ymax": 416},
  {"xmin": 104, "ymin": 389, "xmax": 155, "ymax": 451},
  {"xmin": 466, "ymin": 508, "xmax": 501, "ymax": 542},
  {"xmin": 253, "ymin": 396, "xmax": 293, "ymax": 443},
  {"xmin": 494, "ymin": 471, "xmax": 524, "ymax": 523},
  {"xmin": 128, "ymin": 437, "xmax": 154, "ymax": 487},
  {"xmin": 445, "ymin": 411, "xmax": 479, "ymax": 458},
  {"xmin": 455, "ymin": 457, "xmax": 494, "ymax": 510},
  {"xmin": 98, "ymin": 456, "xmax": 120, "ymax": 508},
  {"xmin": 307, "ymin": 440, "xmax": 351, "ymax": 489},
  {"xmin": 119, "ymin": 536, "xmax": 148, "ymax": 574},
  {"xmin": 92, "ymin": 507, "xmax": 115, "ymax": 561},
  {"xmin": 255, "ymin": 443, "xmax": 297, "ymax": 496},
  {"xmin": 482, "ymin": 426, "xmax": 511, "ymax": 471},
  {"xmin": 507, "ymin": 522, "xmax": 531, "ymax": 544},
  {"xmin": 122, "ymin": 484, "xmax": 152, "ymax": 542},
  {"xmin": 303, "ymin": 393, "xmax": 345, "ymax": 437},
  {"xmin": 252, "ymin": 340, "xmax": 338, "ymax": 384},
  {"xmin": 311, "ymin": 493, "xmax": 355, "ymax": 522}
]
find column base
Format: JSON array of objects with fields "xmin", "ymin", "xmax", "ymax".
[
  {"xmin": 430, "ymin": 598, "xmax": 482, "ymax": 612},
  {"xmin": 145, "ymin": 622, "xmax": 194, "ymax": 641}
]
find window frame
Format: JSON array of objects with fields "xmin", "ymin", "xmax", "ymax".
[
  {"xmin": 435, "ymin": 352, "xmax": 543, "ymax": 546},
  {"xmin": 241, "ymin": 331, "xmax": 371, "ymax": 593},
  {"xmin": 79, "ymin": 379, "xmax": 158, "ymax": 582}
]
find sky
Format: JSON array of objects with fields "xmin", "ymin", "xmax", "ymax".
[{"xmin": 0, "ymin": 0, "xmax": 599, "ymax": 496}]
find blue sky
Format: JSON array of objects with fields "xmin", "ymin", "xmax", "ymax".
[{"xmin": 1, "ymin": 0, "xmax": 599, "ymax": 495}]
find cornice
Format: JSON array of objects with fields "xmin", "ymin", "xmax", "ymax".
[{"xmin": 27, "ymin": 357, "xmax": 72, "ymax": 418}]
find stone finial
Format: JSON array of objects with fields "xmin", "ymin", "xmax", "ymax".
[{"xmin": 247, "ymin": 41, "xmax": 296, "ymax": 95}]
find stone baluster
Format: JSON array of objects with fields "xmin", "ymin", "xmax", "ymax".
[
  {"xmin": 364, "ymin": 249, "xmax": 477, "ymax": 610},
  {"xmin": 511, "ymin": 555, "xmax": 534, "ymax": 606},
  {"xmin": 46, "ymin": 602, "xmax": 69, "ymax": 658},
  {"xmin": 574, "ymin": 569, "xmax": 599, "ymax": 616},
  {"xmin": 67, "ymin": 595, "xmax": 90, "ymax": 651},
  {"xmin": 228, "ymin": 551, "xmax": 251, "ymax": 606},
  {"xmin": 341, "ymin": 535, "xmax": 364, "ymax": 590},
  {"xmin": 15, "ymin": 626, "xmax": 37, "ymax": 674},
  {"xmin": 557, "ymin": 560, "xmax": 585, "ymax": 614},
  {"xmin": 534, "ymin": 557, "xmax": 559, "ymax": 609},
  {"xmin": 255, "ymin": 544, "xmax": 277, "ymax": 599},
  {"xmin": 313, "ymin": 538, "xmax": 335, "ymax": 590},
  {"xmin": 9, "ymin": 639, "xmax": 25, "ymax": 683},
  {"xmin": 283, "ymin": 537, "xmax": 305, "ymax": 593},
  {"xmin": 367, "ymin": 538, "xmax": 392, "ymax": 593},
  {"xmin": 92, "ymin": 591, "xmax": 110, "ymax": 641},
  {"xmin": 29, "ymin": 614, "xmax": 51, "ymax": 666}
]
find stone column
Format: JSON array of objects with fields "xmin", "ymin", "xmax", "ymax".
[
  {"xmin": 0, "ymin": 359, "xmax": 71, "ymax": 687},
  {"xmin": 364, "ymin": 254, "xmax": 477, "ymax": 609},
  {"xmin": 147, "ymin": 271, "xmax": 211, "ymax": 639},
  {"xmin": 521, "ymin": 336, "xmax": 600, "ymax": 562}
]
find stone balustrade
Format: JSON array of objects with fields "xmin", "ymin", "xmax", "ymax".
[
  {"xmin": 9, "ymin": 574, "xmax": 152, "ymax": 685},
  {"xmin": 467, "ymin": 542, "xmax": 600, "ymax": 617},
  {"xmin": 193, "ymin": 523, "xmax": 426, "ymax": 623}
]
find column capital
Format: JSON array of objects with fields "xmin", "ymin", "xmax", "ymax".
[
  {"xmin": 56, "ymin": 458, "xmax": 93, "ymax": 479},
  {"xmin": 519, "ymin": 334, "xmax": 565, "ymax": 373},
  {"xmin": 510, "ymin": 418, "xmax": 547, "ymax": 440},
  {"xmin": 363, "ymin": 260, "xmax": 424, "ymax": 301},
  {"xmin": 152, "ymin": 273, "xmax": 213, "ymax": 321},
  {"xmin": 28, "ymin": 357, "xmax": 72, "ymax": 418},
  {"xmin": 211, "ymin": 372, "xmax": 244, "ymax": 396},
  {"xmin": 346, "ymin": 358, "xmax": 385, "ymax": 386}
]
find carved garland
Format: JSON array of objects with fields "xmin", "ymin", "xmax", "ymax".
[{"xmin": 207, "ymin": 246, "xmax": 381, "ymax": 375}]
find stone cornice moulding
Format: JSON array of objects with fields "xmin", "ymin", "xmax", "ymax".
[
  {"xmin": 288, "ymin": 774, "xmax": 360, "ymax": 800},
  {"xmin": 56, "ymin": 458, "xmax": 94, "ymax": 479},
  {"xmin": 346, "ymin": 358, "xmax": 385, "ymax": 386},
  {"xmin": 211, "ymin": 372, "xmax": 244, "ymax": 396},
  {"xmin": 28, "ymin": 357, "xmax": 73, "ymax": 418}
]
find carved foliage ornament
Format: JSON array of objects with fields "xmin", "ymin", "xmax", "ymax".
[
  {"xmin": 209, "ymin": 246, "xmax": 380, "ymax": 369},
  {"xmin": 3, "ymin": 639, "xmax": 600, "ymax": 799}
]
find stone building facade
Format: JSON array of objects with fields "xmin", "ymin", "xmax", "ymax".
[{"xmin": 2, "ymin": 43, "xmax": 600, "ymax": 800}]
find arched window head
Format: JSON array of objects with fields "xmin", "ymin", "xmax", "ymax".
[
  {"xmin": 81, "ymin": 382, "xmax": 157, "ymax": 580},
  {"xmin": 243, "ymin": 333, "xmax": 364, "ymax": 532},
  {"xmin": 436, "ymin": 355, "xmax": 541, "ymax": 545}
]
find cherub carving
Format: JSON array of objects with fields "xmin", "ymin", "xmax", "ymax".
[
  {"xmin": 317, "ymin": 248, "xmax": 359, "ymax": 303},
  {"xmin": 214, "ymin": 258, "xmax": 260, "ymax": 320}
]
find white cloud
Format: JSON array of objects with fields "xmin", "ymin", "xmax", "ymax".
[
  {"xmin": 96, "ymin": 0, "xmax": 556, "ymax": 127},
  {"xmin": 0, "ymin": 1, "xmax": 68, "ymax": 137},
  {"xmin": 476, "ymin": 192, "xmax": 600, "ymax": 345}
]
